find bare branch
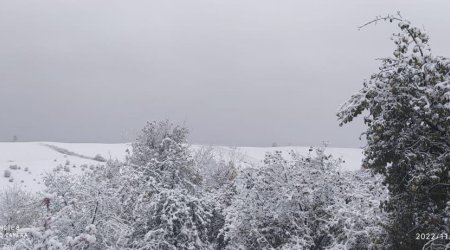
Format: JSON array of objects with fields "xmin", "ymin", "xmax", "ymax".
[{"xmin": 358, "ymin": 14, "xmax": 404, "ymax": 30}]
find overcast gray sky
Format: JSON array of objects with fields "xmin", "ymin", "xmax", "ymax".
[{"xmin": 1, "ymin": 0, "xmax": 449, "ymax": 147}]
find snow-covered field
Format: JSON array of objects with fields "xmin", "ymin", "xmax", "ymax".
[{"xmin": 0, "ymin": 142, "xmax": 363, "ymax": 192}]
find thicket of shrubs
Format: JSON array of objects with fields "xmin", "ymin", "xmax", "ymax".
[{"xmin": 1, "ymin": 121, "xmax": 388, "ymax": 249}]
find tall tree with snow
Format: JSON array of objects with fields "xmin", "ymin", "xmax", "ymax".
[{"xmin": 338, "ymin": 14, "xmax": 450, "ymax": 249}]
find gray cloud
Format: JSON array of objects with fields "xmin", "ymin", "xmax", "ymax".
[{"xmin": 1, "ymin": 0, "xmax": 449, "ymax": 147}]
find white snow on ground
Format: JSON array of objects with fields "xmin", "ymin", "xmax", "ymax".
[
  {"xmin": 0, "ymin": 142, "xmax": 128, "ymax": 192},
  {"xmin": 0, "ymin": 142, "xmax": 363, "ymax": 192}
]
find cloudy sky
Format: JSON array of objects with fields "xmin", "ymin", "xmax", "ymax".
[{"xmin": 1, "ymin": 0, "xmax": 449, "ymax": 147}]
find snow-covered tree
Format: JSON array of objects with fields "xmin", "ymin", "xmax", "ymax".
[
  {"xmin": 128, "ymin": 120, "xmax": 188, "ymax": 167},
  {"xmin": 123, "ymin": 121, "xmax": 214, "ymax": 249},
  {"xmin": 327, "ymin": 170, "xmax": 389, "ymax": 249},
  {"xmin": 338, "ymin": 13, "xmax": 450, "ymax": 249},
  {"xmin": 127, "ymin": 120, "xmax": 201, "ymax": 191}
]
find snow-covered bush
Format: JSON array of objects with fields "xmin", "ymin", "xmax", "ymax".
[
  {"xmin": 225, "ymin": 156, "xmax": 305, "ymax": 248},
  {"xmin": 223, "ymin": 147, "xmax": 388, "ymax": 249},
  {"xmin": 10, "ymin": 193, "xmax": 98, "ymax": 250},
  {"xmin": 194, "ymin": 146, "xmax": 238, "ymax": 203},
  {"xmin": 0, "ymin": 186, "xmax": 42, "ymax": 248},
  {"xmin": 9, "ymin": 165, "xmax": 19, "ymax": 170},
  {"xmin": 129, "ymin": 188, "xmax": 212, "ymax": 249},
  {"xmin": 224, "ymin": 149, "xmax": 333, "ymax": 249},
  {"xmin": 193, "ymin": 146, "xmax": 240, "ymax": 248},
  {"xmin": 0, "ymin": 186, "xmax": 40, "ymax": 227},
  {"xmin": 4, "ymin": 170, "xmax": 11, "ymax": 178},
  {"xmin": 4, "ymin": 160, "xmax": 132, "ymax": 249},
  {"xmin": 327, "ymin": 170, "xmax": 389, "ymax": 249},
  {"xmin": 93, "ymin": 154, "xmax": 106, "ymax": 162},
  {"xmin": 53, "ymin": 165, "xmax": 130, "ymax": 248}
]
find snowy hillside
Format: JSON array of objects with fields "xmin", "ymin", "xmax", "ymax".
[{"xmin": 0, "ymin": 142, "xmax": 363, "ymax": 192}]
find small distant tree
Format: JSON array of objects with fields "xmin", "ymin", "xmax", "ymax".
[
  {"xmin": 12, "ymin": 135, "xmax": 18, "ymax": 142},
  {"xmin": 338, "ymin": 13, "xmax": 450, "ymax": 249}
]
